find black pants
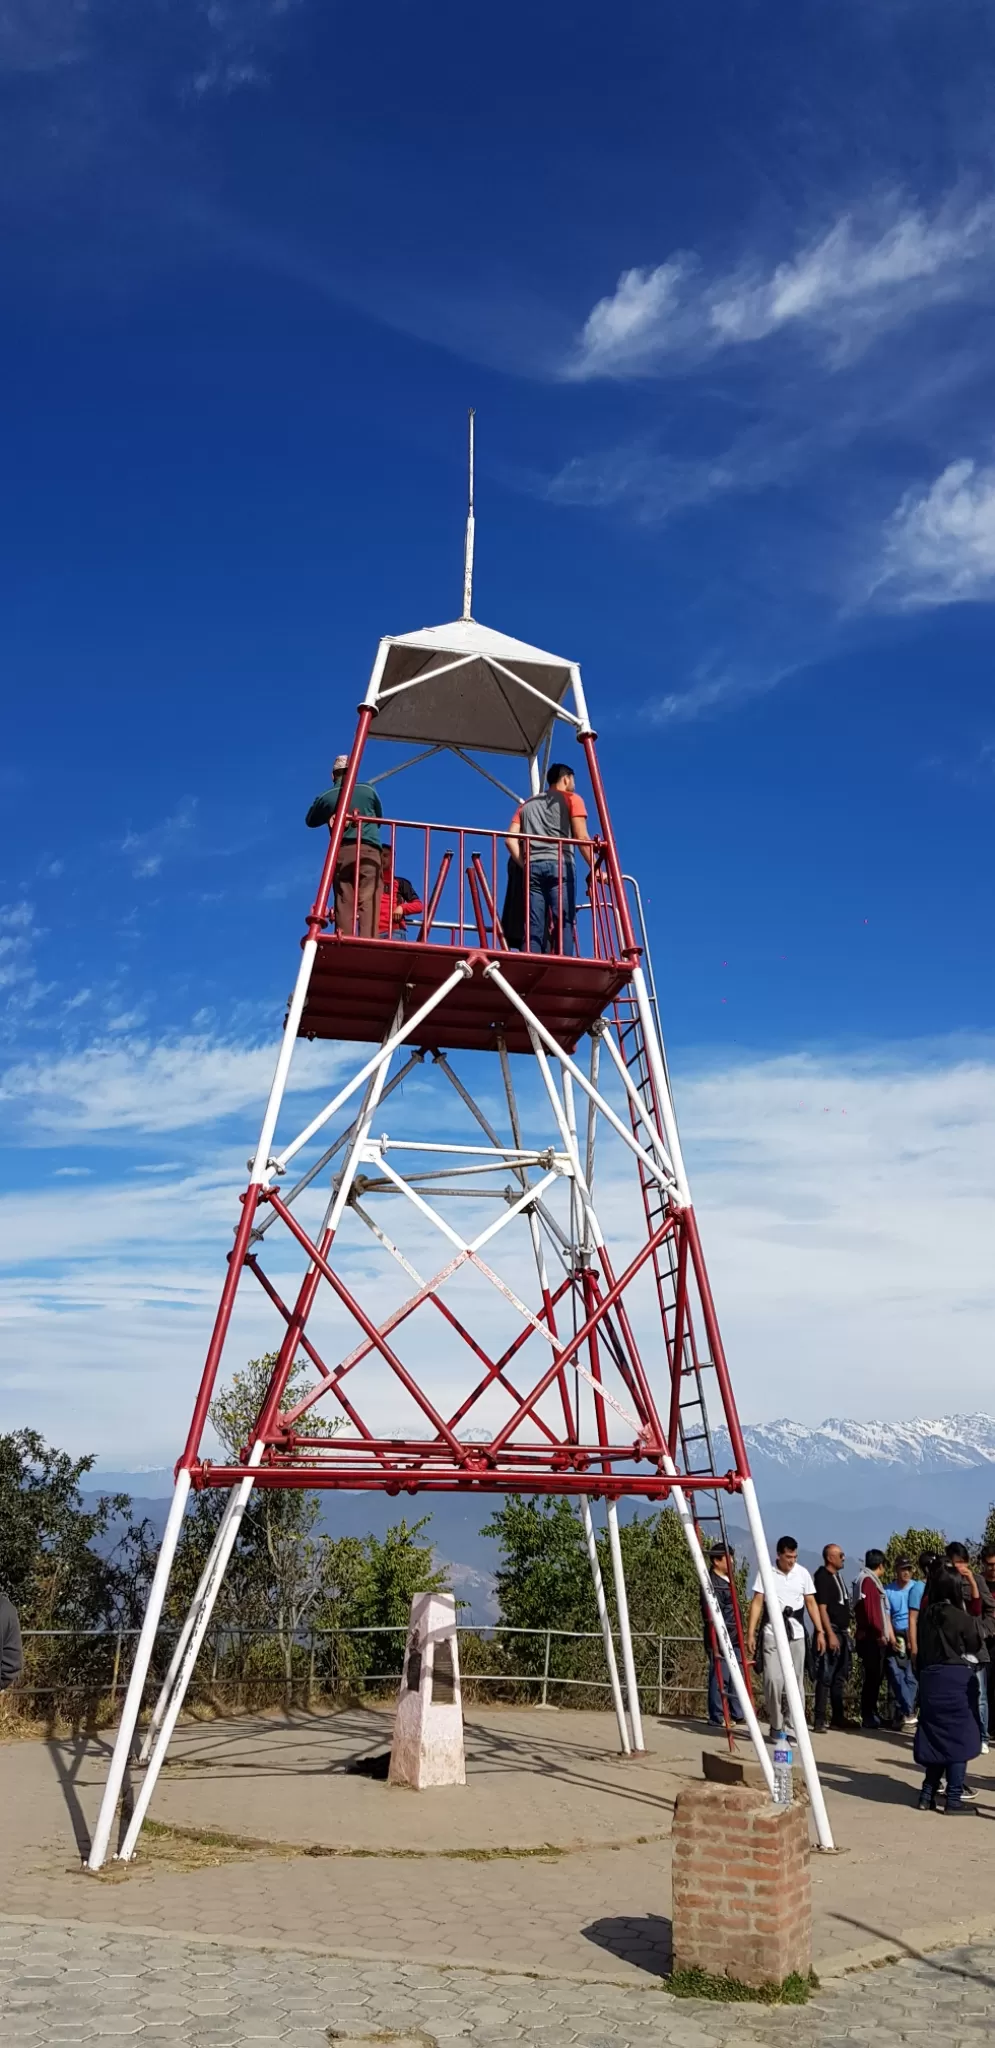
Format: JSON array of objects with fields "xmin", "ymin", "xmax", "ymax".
[
  {"xmin": 814, "ymin": 1639, "xmax": 850, "ymax": 1727},
  {"xmin": 858, "ymin": 1641, "xmax": 887, "ymax": 1724}
]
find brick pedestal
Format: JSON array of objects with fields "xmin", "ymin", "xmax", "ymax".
[{"xmin": 672, "ymin": 1782, "xmax": 811, "ymax": 1989}]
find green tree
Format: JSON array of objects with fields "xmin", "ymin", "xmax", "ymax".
[
  {"xmin": 0, "ymin": 1428, "xmax": 156, "ymax": 1632},
  {"xmin": 979, "ymin": 1504, "xmax": 995, "ymax": 1554},
  {"xmin": 0, "ymin": 1428, "xmax": 158, "ymax": 1716},
  {"xmin": 482, "ymin": 1496, "xmax": 596, "ymax": 1679},
  {"xmin": 883, "ymin": 1527, "xmax": 946, "ymax": 1577},
  {"xmin": 316, "ymin": 1517, "xmax": 447, "ymax": 1686},
  {"xmin": 609, "ymin": 1509, "xmax": 706, "ymax": 1638},
  {"xmin": 170, "ymin": 1353, "xmax": 341, "ymax": 1702}
]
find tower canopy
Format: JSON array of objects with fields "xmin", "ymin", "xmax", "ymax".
[{"xmin": 368, "ymin": 616, "xmax": 579, "ymax": 758}]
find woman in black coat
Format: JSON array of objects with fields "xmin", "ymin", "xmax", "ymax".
[{"xmin": 914, "ymin": 1566, "xmax": 984, "ymax": 1814}]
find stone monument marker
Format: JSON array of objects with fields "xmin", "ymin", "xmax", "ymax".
[{"xmin": 388, "ymin": 1590, "xmax": 466, "ymax": 1791}]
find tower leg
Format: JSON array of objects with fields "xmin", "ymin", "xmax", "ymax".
[
  {"xmin": 741, "ymin": 1476, "xmax": 835, "ymax": 1851},
  {"xmin": 86, "ymin": 1471, "xmax": 191, "ymax": 1871},
  {"xmin": 660, "ymin": 1458, "xmax": 775, "ymax": 1792},
  {"xmin": 138, "ymin": 1445, "xmax": 263, "ymax": 1763},
  {"xmin": 606, "ymin": 1500, "xmax": 646, "ymax": 1753},
  {"xmin": 115, "ymin": 1470, "xmax": 258, "ymax": 1862},
  {"xmin": 579, "ymin": 1496, "xmax": 630, "ymax": 1755}
]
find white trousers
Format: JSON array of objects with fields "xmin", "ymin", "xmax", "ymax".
[{"xmin": 762, "ymin": 1627, "xmax": 806, "ymax": 1732}]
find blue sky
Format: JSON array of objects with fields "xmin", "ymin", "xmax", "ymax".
[{"xmin": 2, "ymin": 0, "xmax": 994, "ymax": 1462}]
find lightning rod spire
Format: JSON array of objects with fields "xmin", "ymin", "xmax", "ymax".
[{"xmin": 462, "ymin": 407, "xmax": 475, "ymax": 621}]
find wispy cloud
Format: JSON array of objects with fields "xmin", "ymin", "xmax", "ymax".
[
  {"xmin": 0, "ymin": 0, "xmax": 303, "ymax": 95},
  {"xmin": 0, "ymin": 901, "xmax": 51, "ymax": 1030},
  {"xmin": 644, "ymin": 658, "xmax": 803, "ymax": 725},
  {"xmin": 871, "ymin": 457, "xmax": 995, "ymax": 609},
  {"xmin": 119, "ymin": 798, "xmax": 197, "ymax": 880},
  {"xmin": 1, "ymin": 1030, "xmax": 350, "ymax": 1136},
  {"xmin": 547, "ymin": 428, "xmax": 807, "ymax": 523},
  {"xmin": 2, "ymin": 1036, "xmax": 994, "ymax": 1457},
  {"xmin": 566, "ymin": 194, "xmax": 995, "ymax": 380}
]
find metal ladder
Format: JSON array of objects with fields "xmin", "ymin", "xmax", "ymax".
[{"xmin": 610, "ymin": 881, "xmax": 750, "ymax": 1724}]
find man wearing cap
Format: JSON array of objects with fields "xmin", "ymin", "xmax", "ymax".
[
  {"xmin": 306, "ymin": 755, "xmax": 384, "ymax": 940},
  {"xmin": 702, "ymin": 1544, "xmax": 747, "ymax": 1727}
]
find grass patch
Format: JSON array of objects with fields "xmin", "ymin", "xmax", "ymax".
[
  {"xmin": 132, "ymin": 1819, "xmax": 566, "ymax": 1868},
  {"xmin": 667, "ymin": 1967, "xmax": 818, "ymax": 2005}
]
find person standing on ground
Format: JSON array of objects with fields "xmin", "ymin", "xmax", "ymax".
[
  {"xmin": 854, "ymin": 1550, "xmax": 896, "ymax": 1729},
  {"xmin": 884, "ymin": 1556, "xmax": 919, "ymax": 1731},
  {"xmin": 907, "ymin": 1550, "xmax": 936, "ymax": 1663},
  {"xmin": 702, "ymin": 1544, "xmax": 747, "ymax": 1728},
  {"xmin": 913, "ymin": 1563, "xmax": 983, "ymax": 1814},
  {"xmin": 746, "ymin": 1537, "xmax": 824, "ymax": 1741},
  {"xmin": 813, "ymin": 1543, "xmax": 852, "ymax": 1731},
  {"xmin": 0, "ymin": 1589, "xmax": 22, "ymax": 1691},
  {"xmin": 306, "ymin": 754, "xmax": 384, "ymax": 939},
  {"xmin": 506, "ymin": 764, "xmax": 592, "ymax": 956},
  {"xmin": 977, "ymin": 1546, "xmax": 995, "ymax": 1755}
]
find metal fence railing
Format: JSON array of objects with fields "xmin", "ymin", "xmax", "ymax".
[{"xmin": 13, "ymin": 1622, "xmax": 711, "ymax": 1720}]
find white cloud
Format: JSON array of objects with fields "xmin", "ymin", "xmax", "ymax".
[
  {"xmin": 677, "ymin": 1044, "xmax": 995, "ymax": 1424},
  {"xmin": 119, "ymin": 799, "xmax": 197, "ymax": 881},
  {"xmin": 643, "ymin": 657, "xmax": 801, "ymax": 725},
  {"xmin": 872, "ymin": 457, "xmax": 995, "ymax": 608},
  {"xmin": 546, "ymin": 430, "xmax": 803, "ymax": 523},
  {"xmin": 0, "ymin": 1031, "xmax": 351, "ymax": 1136},
  {"xmin": 2, "ymin": 1035, "xmax": 994, "ymax": 1459},
  {"xmin": 566, "ymin": 195, "xmax": 995, "ymax": 380}
]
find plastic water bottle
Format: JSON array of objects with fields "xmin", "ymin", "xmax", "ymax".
[{"xmin": 772, "ymin": 1742, "xmax": 794, "ymax": 1806}]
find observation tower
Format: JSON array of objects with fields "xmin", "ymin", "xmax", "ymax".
[{"xmin": 88, "ymin": 423, "xmax": 832, "ymax": 1866}]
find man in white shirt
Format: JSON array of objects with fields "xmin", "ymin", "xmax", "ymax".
[{"xmin": 746, "ymin": 1535, "xmax": 825, "ymax": 1741}]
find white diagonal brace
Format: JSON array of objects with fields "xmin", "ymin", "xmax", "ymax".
[
  {"xmin": 272, "ymin": 961, "xmax": 473, "ymax": 1176},
  {"xmin": 377, "ymin": 652, "xmax": 477, "ymax": 701},
  {"xmin": 597, "ymin": 1022, "xmax": 675, "ymax": 1174},
  {"xmin": 483, "ymin": 656, "xmax": 583, "ymax": 728},
  {"xmin": 482, "ymin": 964, "xmax": 677, "ymax": 1197},
  {"xmin": 251, "ymin": 1053, "xmax": 423, "ymax": 1241}
]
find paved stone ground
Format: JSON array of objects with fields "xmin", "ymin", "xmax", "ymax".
[
  {"xmin": 4, "ymin": 1915, "xmax": 995, "ymax": 2046},
  {"xmin": 3, "ymin": 1708, "xmax": 994, "ymax": 1981}
]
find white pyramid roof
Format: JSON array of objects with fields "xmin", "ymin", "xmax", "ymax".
[{"xmin": 368, "ymin": 617, "xmax": 578, "ymax": 758}]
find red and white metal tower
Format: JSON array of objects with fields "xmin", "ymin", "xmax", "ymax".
[{"xmin": 87, "ymin": 442, "xmax": 833, "ymax": 1865}]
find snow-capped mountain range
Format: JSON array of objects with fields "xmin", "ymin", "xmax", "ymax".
[
  {"xmin": 718, "ymin": 1414, "xmax": 995, "ymax": 1476},
  {"xmin": 92, "ymin": 1415, "xmax": 995, "ymax": 1608},
  {"xmin": 708, "ymin": 1414, "xmax": 995, "ymax": 1560}
]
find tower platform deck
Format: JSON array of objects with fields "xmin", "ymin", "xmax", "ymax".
[{"xmin": 297, "ymin": 934, "xmax": 632, "ymax": 1054}]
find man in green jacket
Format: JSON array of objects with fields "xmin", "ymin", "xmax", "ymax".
[{"xmin": 306, "ymin": 754, "xmax": 384, "ymax": 939}]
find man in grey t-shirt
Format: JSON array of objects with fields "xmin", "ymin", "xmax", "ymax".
[{"xmin": 506, "ymin": 764, "xmax": 591, "ymax": 956}]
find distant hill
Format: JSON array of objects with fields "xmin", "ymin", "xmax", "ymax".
[{"xmin": 86, "ymin": 1414, "xmax": 995, "ymax": 1614}]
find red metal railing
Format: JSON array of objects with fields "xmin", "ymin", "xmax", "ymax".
[{"xmin": 327, "ymin": 813, "xmax": 628, "ymax": 962}]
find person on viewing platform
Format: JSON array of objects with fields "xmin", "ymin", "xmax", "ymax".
[
  {"xmin": 907, "ymin": 1550, "xmax": 936, "ymax": 1663},
  {"xmin": 377, "ymin": 846, "xmax": 424, "ymax": 937},
  {"xmin": 746, "ymin": 1536, "xmax": 824, "ymax": 1742},
  {"xmin": 854, "ymin": 1550, "xmax": 896, "ymax": 1729},
  {"xmin": 701, "ymin": 1543, "xmax": 746, "ymax": 1727},
  {"xmin": 0, "ymin": 1589, "xmax": 22, "ymax": 1691},
  {"xmin": 913, "ymin": 1563, "xmax": 984, "ymax": 1814},
  {"xmin": 306, "ymin": 754, "xmax": 383, "ymax": 939},
  {"xmin": 812, "ymin": 1542, "xmax": 852, "ymax": 1732},
  {"xmin": 884, "ymin": 1555, "xmax": 919, "ymax": 1730},
  {"xmin": 505, "ymin": 764, "xmax": 592, "ymax": 957}
]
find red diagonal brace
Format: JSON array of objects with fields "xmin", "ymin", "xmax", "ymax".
[
  {"xmin": 487, "ymin": 1218, "xmax": 673, "ymax": 1455},
  {"xmin": 263, "ymin": 1187, "xmax": 465, "ymax": 1455}
]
